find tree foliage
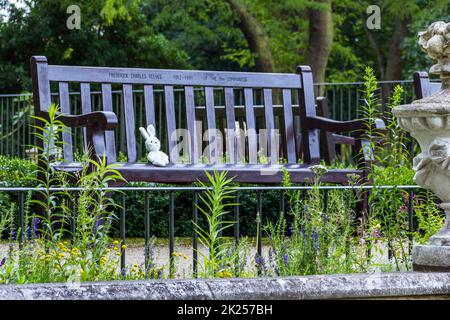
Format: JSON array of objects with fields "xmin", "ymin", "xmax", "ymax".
[{"xmin": 0, "ymin": 0, "xmax": 448, "ymax": 93}]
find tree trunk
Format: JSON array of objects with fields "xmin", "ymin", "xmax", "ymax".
[
  {"xmin": 226, "ymin": 0, "xmax": 275, "ymax": 72},
  {"xmin": 306, "ymin": 0, "xmax": 333, "ymax": 86},
  {"xmin": 384, "ymin": 17, "xmax": 409, "ymax": 81}
]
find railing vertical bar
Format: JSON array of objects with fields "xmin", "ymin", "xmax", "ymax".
[
  {"xmin": 257, "ymin": 191, "xmax": 262, "ymax": 257},
  {"xmin": 6, "ymin": 98, "xmax": 9, "ymax": 155},
  {"xmin": 169, "ymin": 191, "xmax": 175, "ymax": 278},
  {"xmin": 144, "ymin": 191, "xmax": 151, "ymax": 275},
  {"xmin": 71, "ymin": 196, "xmax": 76, "ymax": 244},
  {"xmin": 347, "ymin": 88, "xmax": 351, "ymax": 121},
  {"xmin": 193, "ymin": 191, "xmax": 198, "ymax": 278},
  {"xmin": 0, "ymin": 97, "xmax": 3, "ymax": 155},
  {"xmin": 408, "ymin": 190, "xmax": 414, "ymax": 254},
  {"xmin": 18, "ymin": 191, "xmax": 24, "ymax": 248},
  {"xmin": 323, "ymin": 189, "xmax": 328, "ymax": 212},
  {"xmin": 234, "ymin": 193, "xmax": 240, "ymax": 245},
  {"xmin": 280, "ymin": 190, "xmax": 285, "ymax": 216},
  {"xmin": 120, "ymin": 192, "xmax": 126, "ymax": 275}
]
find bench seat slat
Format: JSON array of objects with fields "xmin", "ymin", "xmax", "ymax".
[{"xmin": 52, "ymin": 162, "xmax": 360, "ymax": 185}]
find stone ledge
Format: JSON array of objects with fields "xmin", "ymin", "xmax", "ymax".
[{"xmin": 0, "ymin": 272, "xmax": 449, "ymax": 300}]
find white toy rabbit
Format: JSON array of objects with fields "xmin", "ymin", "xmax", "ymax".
[{"xmin": 139, "ymin": 125, "xmax": 169, "ymax": 167}]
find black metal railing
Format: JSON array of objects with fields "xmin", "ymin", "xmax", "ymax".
[{"xmin": 0, "ymin": 184, "xmax": 427, "ymax": 277}]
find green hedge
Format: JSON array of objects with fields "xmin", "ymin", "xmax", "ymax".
[{"xmin": 0, "ymin": 156, "xmax": 285, "ymax": 237}]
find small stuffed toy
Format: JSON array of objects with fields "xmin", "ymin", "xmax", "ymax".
[{"xmin": 139, "ymin": 124, "xmax": 169, "ymax": 167}]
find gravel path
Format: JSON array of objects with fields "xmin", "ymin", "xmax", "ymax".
[{"xmin": 0, "ymin": 238, "xmax": 400, "ymax": 278}]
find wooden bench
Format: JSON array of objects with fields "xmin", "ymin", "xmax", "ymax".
[
  {"xmin": 413, "ymin": 72, "xmax": 441, "ymax": 99},
  {"xmin": 31, "ymin": 56, "xmax": 379, "ymax": 185}
]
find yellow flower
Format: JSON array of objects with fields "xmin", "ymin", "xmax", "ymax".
[
  {"xmin": 113, "ymin": 240, "xmax": 119, "ymax": 245},
  {"xmin": 217, "ymin": 270, "xmax": 232, "ymax": 278},
  {"xmin": 121, "ymin": 245, "xmax": 127, "ymax": 249}
]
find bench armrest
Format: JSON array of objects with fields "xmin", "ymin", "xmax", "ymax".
[
  {"xmin": 37, "ymin": 111, "xmax": 118, "ymax": 130},
  {"xmin": 304, "ymin": 115, "xmax": 385, "ymax": 133},
  {"xmin": 37, "ymin": 110, "xmax": 118, "ymax": 163}
]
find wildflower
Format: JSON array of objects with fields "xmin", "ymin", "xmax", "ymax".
[
  {"xmin": 94, "ymin": 220, "xmax": 100, "ymax": 233},
  {"xmin": 32, "ymin": 217, "xmax": 40, "ymax": 238},
  {"xmin": 113, "ymin": 240, "xmax": 119, "ymax": 245},
  {"xmin": 311, "ymin": 230, "xmax": 319, "ymax": 253},
  {"xmin": 11, "ymin": 227, "xmax": 16, "ymax": 241},
  {"xmin": 254, "ymin": 253, "xmax": 267, "ymax": 273},
  {"xmin": 217, "ymin": 270, "xmax": 232, "ymax": 278},
  {"xmin": 309, "ymin": 164, "xmax": 328, "ymax": 177},
  {"xmin": 121, "ymin": 244, "xmax": 127, "ymax": 249},
  {"xmin": 0, "ymin": 257, "xmax": 6, "ymax": 267},
  {"xmin": 283, "ymin": 253, "xmax": 289, "ymax": 266},
  {"xmin": 26, "ymin": 226, "xmax": 32, "ymax": 241},
  {"xmin": 346, "ymin": 173, "xmax": 360, "ymax": 184},
  {"xmin": 287, "ymin": 225, "xmax": 293, "ymax": 238},
  {"xmin": 320, "ymin": 211, "xmax": 329, "ymax": 222},
  {"xmin": 373, "ymin": 228, "xmax": 381, "ymax": 239},
  {"xmin": 274, "ymin": 266, "xmax": 280, "ymax": 276}
]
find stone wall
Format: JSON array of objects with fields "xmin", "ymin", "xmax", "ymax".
[{"xmin": 0, "ymin": 272, "xmax": 449, "ymax": 300}]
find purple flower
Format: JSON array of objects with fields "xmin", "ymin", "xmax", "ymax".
[
  {"xmin": 287, "ymin": 226, "xmax": 293, "ymax": 238},
  {"xmin": 11, "ymin": 227, "xmax": 16, "ymax": 241},
  {"xmin": 283, "ymin": 253, "xmax": 289, "ymax": 266},
  {"xmin": 311, "ymin": 230, "xmax": 319, "ymax": 252},
  {"xmin": 373, "ymin": 228, "xmax": 381, "ymax": 239},
  {"xmin": 320, "ymin": 212, "xmax": 329, "ymax": 222},
  {"xmin": 0, "ymin": 257, "xmax": 6, "ymax": 267},
  {"xmin": 32, "ymin": 217, "xmax": 40, "ymax": 238},
  {"xmin": 26, "ymin": 226, "xmax": 32, "ymax": 240},
  {"xmin": 121, "ymin": 267, "xmax": 127, "ymax": 277},
  {"xmin": 93, "ymin": 220, "xmax": 100, "ymax": 233},
  {"xmin": 254, "ymin": 253, "xmax": 267, "ymax": 273}
]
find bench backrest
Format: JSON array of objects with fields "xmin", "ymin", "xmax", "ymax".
[
  {"xmin": 413, "ymin": 72, "xmax": 441, "ymax": 99},
  {"xmin": 31, "ymin": 56, "xmax": 320, "ymax": 165}
]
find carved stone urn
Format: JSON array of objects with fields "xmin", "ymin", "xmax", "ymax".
[{"xmin": 393, "ymin": 21, "xmax": 450, "ymax": 271}]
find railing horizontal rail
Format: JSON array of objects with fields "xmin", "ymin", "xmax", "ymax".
[{"xmin": 0, "ymin": 185, "xmax": 422, "ymax": 192}]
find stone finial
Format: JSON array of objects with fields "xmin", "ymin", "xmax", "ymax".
[{"xmin": 418, "ymin": 21, "xmax": 450, "ymax": 86}]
